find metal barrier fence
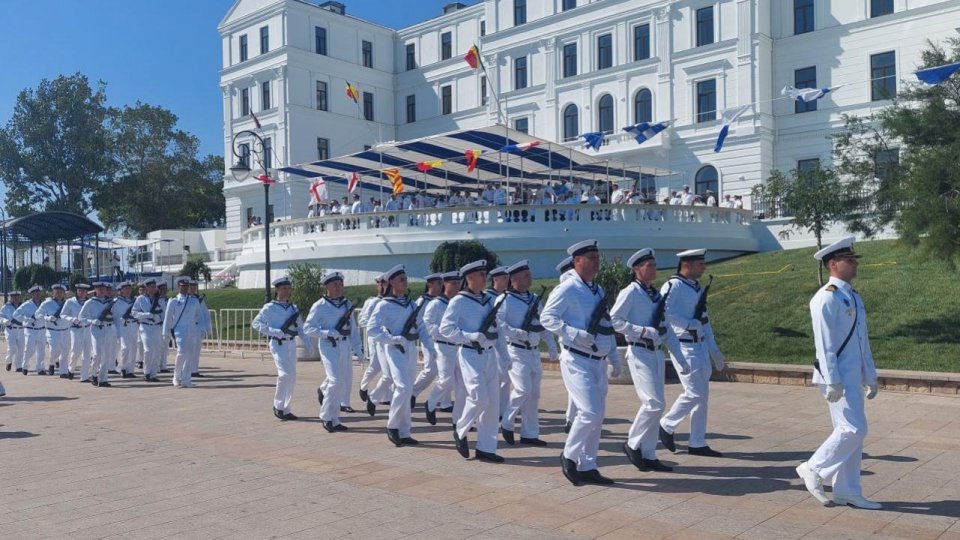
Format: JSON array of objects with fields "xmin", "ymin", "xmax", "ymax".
[{"xmin": 215, "ymin": 308, "xmax": 270, "ymax": 352}]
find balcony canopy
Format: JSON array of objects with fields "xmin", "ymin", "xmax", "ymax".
[{"xmin": 1, "ymin": 211, "xmax": 103, "ymax": 246}]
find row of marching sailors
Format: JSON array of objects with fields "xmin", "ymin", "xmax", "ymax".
[{"xmin": 0, "ymin": 277, "xmax": 211, "ymax": 391}]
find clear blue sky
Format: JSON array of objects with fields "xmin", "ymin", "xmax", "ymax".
[{"xmin": 0, "ymin": 0, "xmax": 479, "ymax": 160}]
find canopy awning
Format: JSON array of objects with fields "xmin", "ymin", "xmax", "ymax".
[
  {"xmin": 1, "ymin": 211, "xmax": 103, "ymax": 245},
  {"xmin": 279, "ymin": 125, "xmax": 674, "ymax": 193}
]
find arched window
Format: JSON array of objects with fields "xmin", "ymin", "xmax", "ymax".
[
  {"xmin": 634, "ymin": 89, "xmax": 652, "ymax": 124},
  {"xmin": 695, "ymin": 165, "xmax": 719, "ymax": 195},
  {"xmin": 562, "ymin": 104, "xmax": 579, "ymax": 142},
  {"xmin": 598, "ymin": 94, "xmax": 614, "ymax": 134}
]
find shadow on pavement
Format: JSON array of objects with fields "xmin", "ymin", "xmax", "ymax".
[
  {"xmin": 0, "ymin": 396, "xmax": 79, "ymax": 402},
  {"xmin": 0, "ymin": 430, "xmax": 39, "ymax": 440},
  {"xmin": 863, "ymin": 453, "xmax": 918, "ymax": 463},
  {"xmin": 882, "ymin": 500, "xmax": 960, "ymax": 519}
]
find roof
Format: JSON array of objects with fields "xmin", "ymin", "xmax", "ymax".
[
  {"xmin": 279, "ymin": 125, "xmax": 673, "ymax": 194},
  {"xmin": 2, "ymin": 211, "xmax": 104, "ymax": 245}
]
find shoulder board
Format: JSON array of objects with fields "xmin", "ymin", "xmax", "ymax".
[{"xmin": 825, "ymin": 284, "xmax": 837, "ymax": 292}]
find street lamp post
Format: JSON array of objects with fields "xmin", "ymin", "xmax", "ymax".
[{"xmin": 229, "ymin": 129, "xmax": 273, "ymax": 304}]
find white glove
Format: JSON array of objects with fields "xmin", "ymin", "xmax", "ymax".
[
  {"xmin": 514, "ymin": 329, "xmax": 530, "ymax": 342},
  {"xmin": 269, "ymin": 329, "xmax": 285, "ymax": 339},
  {"xmin": 573, "ymin": 330, "xmax": 596, "ymax": 349},
  {"xmin": 710, "ymin": 350, "xmax": 726, "ymax": 371},
  {"xmin": 825, "ymin": 384, "xmax": 844, "ymax": 403},
  {"xmin": 608, "ymin": 362, "xmax": 622, "ymax": 379},
  {"xmin": 464, "ymin": 332, "xmax": 487, "ymax": 346},
  {"xmin": 391, "ymin": 335, "xmax": 407, "ymax": 345},
  {"xmin": 865, "ymin": 382, "xmax": 879, "ymax": 400},
  {"xmin": 674, "ymin": 358, "xmax": 692, "ymax": 376}
]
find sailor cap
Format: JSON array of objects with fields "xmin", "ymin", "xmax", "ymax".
[
  {"xmin": 157, "ymin": 281, "xmax": 168, "ymax": 288},
  {"xmin": 814, "ymin": 236, "xmax": 859, "ymax": 262},
  {"xmin": 567, "ymin": 239, "xmax": 599, "ymax": 257},
  {"xmin": 459, "ymin": 259, "xmax": 487, "ymax": 277},
  {"xmin": 424, "ymin": 272, "xmax": 443, "ymax": 282},
  {"xmin": 627, "ymin": 248, "xmax": 656, "ymax": 267},
  {"xmin": 27, "ymin": 285, "xmax": 42, "ymax": 293},
  {"xmin": 118, "ymin": 281, "xmax": 132, "ymax": 288},
  {"xmin": 141, "ymin": 278, "xmax": 157, "ymax": 287},
  {"xmin": 105, "ymin": 282, "xmax": 114, "ymax": 289},
  {"xmin": 676, "ymin": 248, "xmax": 706, "ymax": 261},
  {"xmin": 384, "ymin": 264, "xmax": 406, "ymax": 282},
  {"xmin": 9, "ymin": 290, "xmax": 21, "ymax": 295},
  {"xmin": 441, "ymin": 271, "xmax": 460, "ymax": 281},
  {"xmin": 92, "ymin": 282, "xmax": 108, "ymax": 288},
  {"xmin": 374, "ymin": 273, "xmax": 387, "ymax": 284},
  {"xmin": 174, "ymin": 276, "xmax": 191, "ymax": 285},
  {"xmin": 321, "ymin": 271, "xmax": 344, "ymax": 285},
  {"xmin": 555, "ymin": 256, "xmax": 574, "ymax": 274},
  {"xmin": 488, "ymin": 266, "xmax": 508, "ymax": 278},
  {"xmin": 51, "ymin": 284, "xmax": 66, "ymax": 291},
  {"xmin": 506, "ymin": 260, "xmax": 529, "ymax": 276},
  {"xmin": 271, "ymin": 276, "xmax": 292, "ymax": 287},
  {"xmin": 187, "ymin": 279, "xmax": 198, "ymax": 286}
]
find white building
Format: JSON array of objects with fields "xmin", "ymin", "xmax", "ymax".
[{"xmin": 217, "ymin": 0, "xmax": 959, "ymax": 286}]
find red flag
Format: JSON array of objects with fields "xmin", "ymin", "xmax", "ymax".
[
  {"xmin": 255, "ymin": 174, "xmax": 276, "ymax": 185},
  {"xmin": 464, "ymin": 45, "xmax": 481, "ymax": 70},
  {"xmin": 250, "ymin": 112, "xmax": 262, "ymax": 129},
  {"xmin": 347, "ymin": 172, "xmax": 359, "ymax": 194},
  {"xmin": 465, "ymin": 149, "xmax": 480, "ymax": 173},
  {"xmin": 309, "ymin": 178, "xmax": 327, "ymax": 203}
]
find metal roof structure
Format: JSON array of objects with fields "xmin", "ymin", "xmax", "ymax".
[{"xmin": 1, "ymin": 211, "xmax": 104, "ymax": 245}]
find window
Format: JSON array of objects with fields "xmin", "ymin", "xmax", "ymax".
[
  {"xmin": 562, "ymin": 43, "xmax": 577, "ymax": 78},
  {"xmin": 262, "ymin": 137, "xmax": 272, "ymax": 170},
  {"xmin": 794, "ymin": 0, "xmax": 814, "ymax": 35},
  {"xmin": 480, "ymin": 76, "xmax": 488, "ymax": 105},
  {"xmin": 695, "ymin": 166, "xmax": 718, "ymax": 195},
  {"xmin": 239, "ymin": 35, "xmax": 248, "ymax": 62},
  {"xmin": 514, "ymin": 56, "xmax": 528, "ymax": 90},
  {"xmin": 316, "ymin": 81, "xmax": 328, "ymax": 111},
  {"xmin": 871, "ymin": 51, "xmax": 896, "ymax": 101},
  {"xmin": 480, "ymin": 20, "xmax": 486, "ymax": 37},
  {"xmin": 696, "ymin": 7, "xmax": 714, "ymax": 47},
  {"xmin": 871, "ymin": 0, "xmax": 893, "ymax": 17},
  {"xmin": 362, "ymin": 91, "xmax": 374, "ymax": 121},
  {"xmin": 406, "ymin": 94, "xmax": 416, "ymax": 123},
  {"xmin": 797, "ymin": 158, "xmax": 820, "ymax": 187},
  {"xmin": 634, "ymin": 89, "xmax": 652, "ymax": 124},
  {"xmin": 362, "ymin": 40, "xmax": 373, "ymax": 68},
  {"xmin": 514, "ymin": 117, "xmax": 529, "ymax": 134},
  {"xmin": 514, "ymin": 0, "xmax": 527, "ymax": 26},
  {"xmin": 562, "ymin": 0, "xmax": 576, "ymax": 11},
  {"xmin": 245, "ymin": 207, "xmax": 253, "ymax": 227},
  {"xmin": 562, "ymin": 104, "xmax": 579, "ymax": 141},
  {"xmin": 441, "ymin": 32, "xmax": 452, "ymax": 60},
  {"xmin": 315, "ymin": 27, "xmax": 327, "ymax": 55},
  {"xmin": 259, "ymin": 26, "xmax": 269, "ymax": 54},
  {"xmin": 240, "ymin": 87, "xmax": 250, "ymax": 117},
  {"xmin": 441, "ymin": 85, "xmax": 453, "ymax": 115},
  {"xmin": 875, "ymin": 148, "xmax": 899, "ymax": 184},
  {"xmin": 261, "ymin": 81, "xmax": 271, "ymax": 110},
  {"xmin": 696, "ymin": 79, "xmax": 716, "ymax": 123},
  {"xmin": 317, "ymin": 137, "xmax": 329, "ymax": 160},
  {"xmin": 406, "ymin": 43, "xmax": 416, "ymax": 70},
  {"xmin": 634, "ymin": 24, "xmax": 650, "ymax": 61},
  {"xmin": 239, "ymin": 143, "xmax": 250, "ymax": 168},
  {"xmin": 793, "ymin": 66, "xmax": 818, "ymax": 113},
  {"xmin": 598, "ymin": 94, "xmax": 614, "ymax": 134},
  {"xmin": 597, "ymin": 34, "xmax": 613, "ymax": 70}
]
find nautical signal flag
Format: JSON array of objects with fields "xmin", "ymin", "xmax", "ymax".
[
  {"xmin": 347, "ymin": 172, "xmax": 359, "ymax": 194},
  {"xmin": 464, "ymin": 45, "xmax": 482, "ymax": 70},
  {"xmin": 714, "ymin": 105, "xmax": 751, "ymax": 153},
  {"xmin": 255, "ymin": 174, "xmax": 276, "ymax": 185},
  {"xmin": 309, "ymin": 178, "xmax": 328, "ymax": 203},
  {"xmin": 465, "ymin": 149, "xmax": 481, "ymax": 172},
  {"xmin": 500, "ymin": 140, "xmax": 541, "ymax": 154},
  {"xmin": 781, "ymin": 85, "xmax": 834, "ymax": 103},
  {"xmin": 384, "ymin": 169, "xmax": 404, "ymax": 194},
  {"xmin": 345, "ymin": 81, "xmax": 360, "ymax": 103},
  {"xmin": 581, "ymin": 132, "xmax": 604, "ymax": 151},
  {"xmin": 623, "ymin": 121, "xmax": 670, "ymax": 146},
  {"xmin": 416, "ymin": 160, "xmax": 443, "ymax": 172},
  {"xmin": 915, "ymin": 61, "xmax": 960, "ymax": 85}
]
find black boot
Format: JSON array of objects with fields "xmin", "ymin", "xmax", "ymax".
[
  {"xmin": 501, "ymin": 428, "xmax": 515, "ymax": 446},
  {"xmin": 560, "ymin": 454, "xmax": 582, "ymax": 486},
  {"xmin": 425, "ymin": 404, "xmax": 437, "ymax": 426},
  {"xmin": 454, "ymin": 430, "xmax": 469, "ymax": 458},
  {"xmin": 659, "ymin": 426, "xmax": 676, "ymax": 453},
  {"xmin": 475, "ymin": 450, "xmax": 504, "ymax": 463}
]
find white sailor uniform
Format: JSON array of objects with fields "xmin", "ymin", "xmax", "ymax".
[
  {"xmin": 15, "ymin": 298, "xmax": 47, "ymax": 374},
  {"xmin": 411, "ymin": 294, "xmax": 439, "ymax": 399},
  {"xmin": 61, "ymin": 296, "xmax": 91, "ymax": 379},
  {"xmin": 79, "ymin": 297, "xmax": 117, "ymax": 383},
  {"xmin": 252, "ymin": 300, "xmax": 304, "ymax": 414},
  {"xmin": 162, "ymin": 292, "xmax": 203, "ymax": 387},
  {"xmin": 304, "ymin": 296, "xmax": 361, "ymax": 426},
  {"xmin": 113, "ymin": 296, "xmax": 138, "ymax": 375},
  {"xmin": 0, "ymin": 301, "xmax": 25, "ymax": 372},
  {"xmin": 423, "ymin": 295, "xmax": 460, "ymax": 418},
  {"xmin": 132, "ymin": 293, "xmax": 164, "ymax": 379},
  {"xmin": 367, "ymin": 295, "xmax": 419, "ymax": 439},
  {"xmin": 38, "ymin": 296, "xmax": 71, "ymax": 376},
  {"xmin": 358, "ymin": 295, "xmax": 392, "ymax": 403},
  {"xmin": 484, "ymin": 288, "xmax": 513, "ymax": 421}
]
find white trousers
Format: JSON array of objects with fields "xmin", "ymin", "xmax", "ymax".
[
  {"xmin": 497, "ymin": 345, "xmax": 512, "ymax": 418},
  {"xmin": 412, "ymin": 341, "xmax": 438, "ymax": 397},
  {"xmin": 70, "ymin": 327, "xmax": 91, "ymax": 379},
  {"xmin": 501, "ymin": 345, "xmax": 543, "ymax": 438},
  {"xmin": 90, "ymin": 325, "xmax": 116, "ymax": 382},
  {"xmin": 4, "ymin": 329, "xmax": 24, "ymax": 370},
  {"xmin": 661, "ymin": 343, "xmax": 711, "ymax": 448},
  {"xmin": 173, "ymin": 333, "xmax": 200, "ymax": 386},
  {"xmin": 47, "ymin": 330, "xmax": 70, "ymax": 375},
  {"xmin": 426, "ymin": 342, "xmax": 460, "ymax": 416},
  {"xmin": 359, "ymin": 336, "xmax": 380, "ymax": 391},
  {"xmin": 139, "ymin": 326, "xmax": 162, "ymax": 377},
  {"xmin": 384, "ymin": 341, "xmax": 416, "ymax": 437},
  {"xmin": 270, "ymin": 339, "xmax": 297, "ymax": 413},
  {"xmin": 23, "ymin": 329, "xmax": 46, "ymax": 373},
  {"xmin": 368, "ymin": 342, "xmax": 394, "ymax": 404},
  {"xmin": 626, "ymin": 347, "xmax": 667, "ymax": 459},
  {"xmin": 807, "ymin": 384, "xmax": 868, "ymax": 498},
  {"xmin": 456, "ymin": 346, "xmax": 499, "ymax": 453},
  {"xmin": 116, "ymin": 323, "xmax": 138, "ymax": 374},
  {"xmin": 318, "ymin": 339, "xmax": 350, "ymax": 424},
  {"xmin": 560, "ymin": 350, "xmax": 608, "ymax": 472}
]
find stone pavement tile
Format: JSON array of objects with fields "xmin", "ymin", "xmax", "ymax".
[
  {"xmin": 936, "ymin": 532, "xmax": 960, "ymax": 540},
  {"xmin": 470, "ymin": 521, "xmax": 578, "ymax": 539},
  {"xmin": 554, "ymin": 506, "xmax": 651, "ymax": 538},
  {"xmin": 596, "ymin": 518, "xmax": 689, "ymax": 540}
]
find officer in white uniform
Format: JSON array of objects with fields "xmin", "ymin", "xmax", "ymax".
[
  {"xmin": 554, "ymin": 256, "xmax": 578, "ymax": 434},
  {"xmin": 659, "ymin": 249, "xmax": 725, "ymax": 458},
  {"xmin": 157, "ymin": 282, "xmax": 171, "ymax": 372},
  {"xmin": 796, "ymin": 237, "xmax": 881, "ymax": 510},
  {"xmin": 411, "ymin": 273, "xmax": 443, "ymax": 408},
  {"xmin": 134, "ymin": 283, "xmax": 146, "ymax": 371},
  {"xmin": 132, "ymin": 278, "xmax": 164, "ymax": 382},
  {"xmin": 304, "ymin": 271, "xmax": 361, "ymax": 432},
  {"xmin": 162, "ymin": 277, "xmax": 202, "ymax": 388},
  {"xmin": 14, "ymin": 286, "xmax": 47, "ymax": 375},
  {"xmin": 252, "ymin": 276, "xmax": 303, "ymax": 420},
  {"xmin": 358, "ymin": 275, "xmax": 390, "ymax": 408},
  {"xmin": 79, "ymin": 282, "xmax": 116, "ymax": 386},
  {"xmin": 112, "ymin": 282, "xmax": 138, "ymax": 379},
  {"xmin": 61, "ymin": 284, "xmax": 92, "ymax": 381},
  {"xmin": 367, "ymin": 264, "xmax": 421, "ymax": 447},
  {"xmin": 485, "ymin": 266, "xmax": 512, "ymax": 420},
  {"xmin": 189, "ymin": 280, "xmax": 212, "ymax": 378},
  {"xmin": 542, "ymin": 240, "xmax": 621, "ymax": 485},
  {"xmin": 498, "ymin": 260, "xmax": 558, "ymax": 446},
  {"xmin": 38, "ymin": 284, "xmax": 70, "ymax": 378},
  {"xmin": 611, "ymin": 249, "xmax": 689, "ymax": 472},
  {"xmin": 1, "ymin": 292, "xmax": 25, "ymax": 373},
  {"xmin": 423, "ymin": 271, "xmax": 460, "ymax": 425},
  {"xmin": 440, "ymin": 259, "xmax": 504, "ymax": 463}
]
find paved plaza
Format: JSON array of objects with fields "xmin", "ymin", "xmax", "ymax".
[{"xmin": 1, "ymin": 353, "xmax": 958, "ymax": 540}]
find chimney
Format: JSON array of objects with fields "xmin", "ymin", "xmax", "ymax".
[
  {"xmin": 319, "ymin": 1, "xmax": 345, "ymax": 15},
  {"xmin": 443, "ymin": 2, "xmax": 467, "ymax": 15}
]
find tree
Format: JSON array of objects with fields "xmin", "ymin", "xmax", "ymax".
[
  {"xmin": 429, "ymin": 240, "xmax": 500, "ymax": 273},
  {"xmin": 179, "ymin": 255, "xmax": 211, "ymax": 282},
  {"xmin": 0, "ymin": 73, "xmax": 112, "ymax": 216},
  {"xmin": 14, "ymin": 264, "xmax": 62, "ymax": 291},
  {"xmin": 288, "ymin": 263, "xmax": 326, "ymax": 312}
]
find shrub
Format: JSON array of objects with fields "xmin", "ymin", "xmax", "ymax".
[
  {"xmin": 13, "ymin": 264, "xmax": 62, "ymax": 291},
  {"xmin": 67, "ymin": 271, "xmax": 89, "ymax": 289},
  {"xmin": 594, "ymin": 256, "xmax": 631, "ymax": 299},
  {"xmin": 288, "ymin": 263, "xmax": 325, "ymax": 311},
  {"xmin": 429, "ymin": 240, "xmax": 500, "ymax": 273},
  {"xmin": 179, "ymin": 255, "xmax": 212, "ymax": 282}
]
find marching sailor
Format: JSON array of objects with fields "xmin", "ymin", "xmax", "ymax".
[
  {"xmin": 162, "ymin": 277, "xmax": 202, "ymax": 388},
  {"xmin": 14, "ymin": 285, "xmax": 47, "ymax": 375},
  {"xmin": 440, "ymin": 260, "xmax": 504, "ymax": 463},
  {"xmin": 134, "ymin": 283, "xmax": 146, "ymax": 371},
  {"xmin": 611, "ymin": 249, "xmax": 689, "ymax": 472},
  {"xmin": 189, "ymin": 280, "xmax": 212, "ymax": 378},
  {"xmin": 38, "ymin": 284, "xmax": 71, "ymax": 378},
  {"xmin": 410, "ymin": 273, "xmax": 443, "ymax": 409},
  {"xmin": 252, "ymin": 276, "xmax": 303, "ymax": 420},
  {"xmin": 367, "ymin": 264, "xmax": 421, "ymax": 446},
  {"xmin": 485, "ymin": 266, "xmax": 512, "ymax": 420},
  {"xmin": 79, "ymin": 282, "xmax": 116, "ymax": 387},
  {"xmin": 1, "ymin": 292, "xmax": 25, "ymax": 373},
  {"xmin": 796, "ymin": 237, "xmax": 882, "ymax": 509},
  {"xmin": 497, "ymin": 259, "xmax": 558, "ymax": 447},
  {"xmin": 113, "ymin": 282, "xmax": 138, "ymax": 379},
  {"xmin": 157, "ymin": 281, "xmax": 171, "ymax": 373},
  {"xmin": 61, "ymin": 284, "xmax": 91, "ymax": 381},
  {"xmin": 423, "ymin": 271, "xmax": 460, "ymax": 425},
  {"xmin": 131, "ymin": 278, "xmax": 164, "ymax": 382},
  {"xmin": 357, "ymin": 275, "xmax": 391, "ymax": 412},
  {"xmin": 541, "ymin": 240, "xmax": 621, "ymax": 485},
  {"xmin": 304, "ymin": 271, "xmax": 361, "ymax": 432},
  {"xmin": 659, "ymin": 249, "xmax": 726, "ymax": 458},
  {"xmin": 555, "ymin": 255, "xmax": 578, "ymax": 434}
]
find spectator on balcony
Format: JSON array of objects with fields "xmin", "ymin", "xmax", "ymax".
[
  {"xmin": 680, "ymin": 185, "xmax": 695, "ymax": 206},
  {"xmin": 706, "ymin": 191, "xmax": 717, "ymax": 207},
  {"xmin": 721, "ymin": 195, "xmax": 734, "ymax": 208},
  {"xmin": 611, "ymin": 184, "xmax": 626, "ymax": 204},
  {"xmin": 734, "ymin": 195, "xmax": 744, "ymax": 209},
  {"xmin": 541, "ymin": 182, "xmax": 557, "ymax": 203}
]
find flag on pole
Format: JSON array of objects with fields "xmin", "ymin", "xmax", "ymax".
[
  {"xmin": 345, "ymin": 81, "xmax": 360, "ymax": 103},
  {"xmin": 581, "ymin": 132, "xmax": 604, "ymax": 151},
  {"xmin": 250, "ymin": 112, "xmax": 262, "ymax": 129},
  {"xmin": 255, "ymin": 173, "xmax": 276, "ymax": 185},
  {"xmin": 416, "ymin": 160, "xmax": 443, "ymax": 172},
  {"xmin": 464, "ymin": 45, "xmax": 482, "ymax": 70},
  {"xmin": 915, "ymin": 61, "xmax": 960, "ymax": 85},
  {"xmin": 309, "ymin": 178, "xmax": 328, "ymax": 203},
  {"xmin": 347, "ymin": 172, "xmax": 359, "ymax": 194},
  {"xmin": 384, "ymin": 169, "xmax": 404, "ymax": 194},
  {"xmin": 714, "ymin": 105, "xmax": 751, "ymax": 153},
  {"xmin": 781, "ymin": 85, "xmax": 834, "ymax": 103},
  {"xmin": 500, "ymin": 140, "xmax": 541, "ymax": 154},
  {"xmin": 622, "ymin": 121, "xmax": 670, "ymax": 145},
  {"xmin": 465, "ymin": 149, "xmax": 481, "ymax": 172}
]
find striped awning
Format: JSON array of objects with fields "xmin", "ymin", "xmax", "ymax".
[{"xmin": 279, "ymin": 125, "xmax": 671, "ymax": 193}]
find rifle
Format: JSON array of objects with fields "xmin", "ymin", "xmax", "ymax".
[
  {"xmin": 274, "ymin": 309, "xmax": 300, "ymax": 343},
  {"xmin": 149, "ymin": 294, "xmax": 163, "ymax": 314},
  {"xmin": 520, "ymin": 286, "xmax": 547, "ymax": 334},
  {"xmin": 690, "ymin": 275, "xmax": 714, "ymax": 341},
  {"xmin": 327, "ymin": 303, "xmax": 354, "ymax": 347},
  {"xmin": 97, "ymin": 299, "xmax": 115, "ymax": 328},
  {"xmin": 395, "ymin": 298, "xmax": 424, "ymax": 354},
  {"xmin": 51, "ymin": 300, "xmax": 65, "ymax": 323},
  {"xmin": 653, "ymin": 282, "xmax": 673, "ymax": 336},
  {"xmin": 470, "ymin": 294, "xmax": 506, "ymax": 353},
  {"xmin": 121, "ymin": 300, "xmax": 135, "ymax": 326},
  {"xmin": 586, "ymin": 293, "xmax": 613, "ymax": 353}
]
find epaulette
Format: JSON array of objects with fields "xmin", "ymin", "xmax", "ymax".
[{"xmin": 825, "ymin": 284, "xmax": 837, "ymax": 292}]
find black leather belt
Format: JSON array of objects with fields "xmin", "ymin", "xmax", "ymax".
[
  {"xmin": 436, "ymin": 340, "xmax": 457, "ymax": 347},
  {"xmin": 47, "ymin": 328, "xmax": 69, "ymax": 332},
  {"xmin": 508, "ymin": 341, "xmax": 536, "ymax": 350},
  {"xmin": 628, "ymin": 340, "xmax": 656, "ymax": 351},
  {"xmin": 563, "ymin": 345, "xmax": 605, "ymax": 361},
  {"xmin": 461, "ymin": 344, "xmax": 493, "ymax": 353},
  {"xmin": 679, "ymin": 338, "xmax": 704, "ymax": 344},
  {"xmin": 140, "ymin": 322, "xmax": 159, "ymax": 326}
]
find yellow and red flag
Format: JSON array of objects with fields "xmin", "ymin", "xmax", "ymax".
[
  {"xmin": 465, "ymin": 149, "xmax": 481, "ymax": 172},
  {"xmin": 464, "ymin": 45, "xmax": 482, "ymax": 70},
  {"xmin": 416, "ymin": 159, "xmax": 443, "ymax": 172},
  {"xmin": 384, "ymin": 168, "xmax": 403, "ymax": 194},
  {"xmin": 345, "ymin": 81, "xmax": 360, "ymax": 103}
]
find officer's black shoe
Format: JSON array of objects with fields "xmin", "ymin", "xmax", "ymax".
[
  {"xmin": 387, "ymin": 428, "xmax": 402, "ymax": 447},
  {"xmin": 97, "ymin": 382, "xmax": 112, "ymax": 387},
  {"xmin": 688, "ymin": 446, "xmax": 723, "ymax": 458},
  {"xmin": 323, "ymin": 421, "xmax": 336, "ymax": 433},
  {"xmin": 340, "ymin": 406, "xmax": 355, "ymax": 413},
  {"xmin": 192, "ymin": 372, "xmax": 205, "ymax": 378},
  {"xmin": 37, "ymin": 370, "xmax": 46, "ymax": 376},
  {"xmin": 642, "ymin": 459, "xmax": 674, "ymax": 472},
  {"xmin": 564, "ymin": 421, "xmax": 572, "ymax": 434},
  {"xmin": 579, "ymin": 469, "xmax": 614, "ymax": 485},
  {"xmin": 5, "ymin": 363, "xmax": 10, "ymax": 371},
  {"xmin": 55, "ymin": 362, "xmax": 60, "ymax": 369},
  {"xmin": 274, "ymin": 408, "xmax": 286, "ymax": 420},
  {"xmin": 148, "ymin": 376, "xmax": 161, "ymax": 383},
  {"xmin": 108, "ymin": 370, "xmax": 119, "ymax": 375},
  {"xmin": 399, "ymin": 437, "xmax": 419, "ymax": 446},
  {"xmin": 475, "ymin": 450, "xmax": 504, "ymax": 463},
  {"xmin": 91, "ymin": 377, "xmax": 98, "ymax": 386},
  {"xmin": 560, "ymin": 454, "xmax": 582, "ymax": 486},
  {"xmin": 283, "ymin": 412, "xmax": 298, "ymax": 421},
  {"xmin": 79, "ymin": 379, "xmax": 90, "ymax": 383},
  {"xmin": 366, "ymin": 400, "xmax": 376, "ymax": 417},
  {"xmin": 425, "ymin": 404, "xmax": 437, "ymax": 426},
  {"xmin": 501, "ymin": 428, "xmax": 515, "ymax": 446},
  {"xmin": 410, "ymin": 395, "xmax": 416, "ymax": 410},
  {"xmin": 59, "ymin": 374, "xmax": 69, "ymax": 379},
  {"xmin": 21, "ymin": 368, "xmax": 28, "ymax": 375},
  {"xmin": 160, "ymin": 369, "xmax": 171, "ymax": 373},
  {"xmin": 454, "ymin": 431, "xmax": 469, "ymax": 459},
  {"xmin": 333, "ymin": 423, "xmax": 349, "ymax": 432},
  {"xmin": 317, "ymin": 388, "xmax": 324, "ymax": 405},
  {"xmin": 67, "ymin": 372, "xmax": 75, "ymax": 380},
  {"xmin": 520, "ymin": 437, "xmax": 548, "ymax": 447},
  {"xmin": 659, "ymin": 426, "xmax": 676, "ymax": 453},
  {"xmin": 137, "ymin": 361, "xmax": 143, "ymax": 369},
  {"xmin": 438, "ymin": 405, "xmax": 453, "ymax": 413},
  {"xmin": 123, "ymin": 373, "xmax": 136, "ymax": 379},
  {"xmin": 623, "ymin": 442, "xmax": 645, "ymax": 471},
  {"xmin": 359, "ymin": 388, "xmax": 369, "ymax": 402}
]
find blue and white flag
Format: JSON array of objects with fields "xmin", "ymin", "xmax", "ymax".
[
  {"xmin": 581, "ymin": 131, "xmax": 604, "ymax": 151},
  {"xmin": 714, "ymin": 105, "xmax": 750, "ymax": 153},
  {"xmin": 623, "ymin": 121, "xmax": 670, "ymax": 145},
  {"xmin": 781, "ymin": 85, "xmax": 834, "ymax": 103},
  {"xmin": 916, "ymin": 61, "xmax": 960, "ymax": 85}
]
